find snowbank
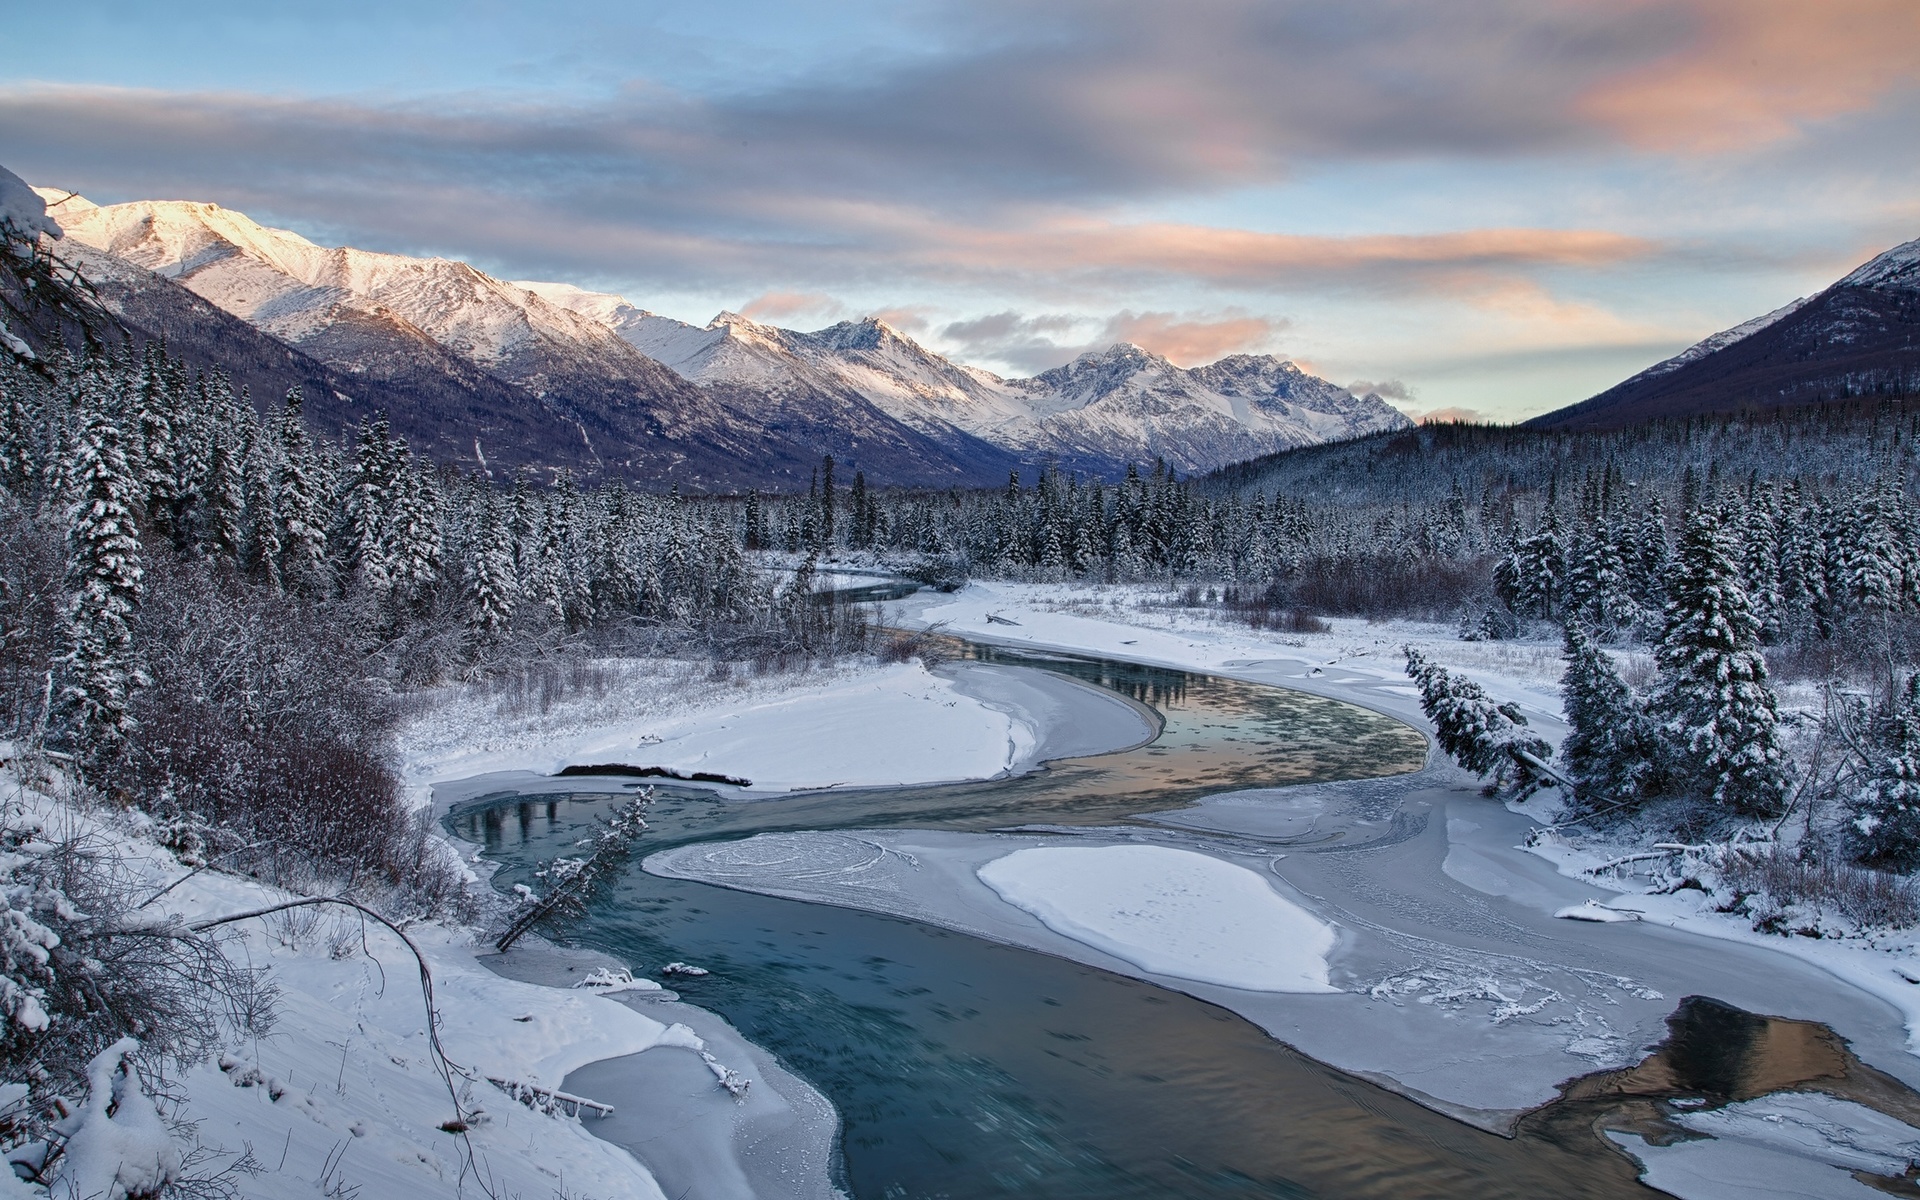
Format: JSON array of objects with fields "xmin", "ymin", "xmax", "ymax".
[
  {"xmin": 0, "ymin": 165, "xmax": 59, "ymax": 241},
  {"xmin": 900, "ymin": 579, "xmax": 1570, "ymax": 737},
  {"xmin": 0, "ymin": 764, "xmax": 817, "ymax": 1200},
  {"xmin": 402, "ymin": 658, "xmax": 1058, "ymax": 799},
  {"xmin": 976, "ymin": 845, "xmax": 1337, "ymax": 992},
  {"xmin": 585, "ymin": 662, "xmax": 1035, "ymax": 791}
]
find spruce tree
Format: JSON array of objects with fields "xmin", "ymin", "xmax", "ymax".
[
  {"xmin": 1650, "ymin": 509, "xmax": 1788, "ymax": 816},
  {"xmin": 273, "ymin": 390, "xmax": 329, "ymax": 592},
  {"xmin": 464, "ymin": 497, "xmax": 518, "ymax": 643},
  {"xmin": 132, "ymin": 343, "xmax": 176, "ymax": 540},
  {"xmin": 1559, "ymin": 621, "xmax": 1656, "ymax": 813},
  {"xmin": 56, "ymin": 405, "xmax": 146, "ymax": 750},
  {"xmin": 1850, "ymin": 674, "xmax": 1920, "ymax": 871},
  {"xmin": 1405, "ymin": 648, "xmax": 1552, "ymax": 794},
  {"xmin": 241, "ymin": 422, "xmax": 282, "ymax": 589},
  {"xmin": 345, "ymin": 414, "xmax": 399, "ymax": 593}
]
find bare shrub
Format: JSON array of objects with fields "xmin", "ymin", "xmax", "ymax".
[
  {"xmin": 1720, "ymin": 843, "xmax": 1920, "ymax": 929},
  {"xmin": 1766, "ymin": 612, "xmax": 1920, "ymax": 688},
  {"xmin": 0, "ymin": 815, "xmax": 276, "ymax": 1138},
  {"xmin": 1218, "ymin": 585, "xmax": 1331, "ymax": 633},
  {"xmin": 101, "ymin": 559, "xmax": 448, "ymax": 909},
  {"xmin": 1271, "ymin": 554, "xmax": 1496, "ymax": 621},
  {"xmin": 877, "ymin": 626, "xmax": 952, "ymax": 665}
]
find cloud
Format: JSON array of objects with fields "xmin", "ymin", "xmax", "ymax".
[
  {"xmin": 0, "ymin": 82, "xmax": 1650, "ymax": 294},
  {"xmin": 938, "ymin": 311, "xmax": 1088, "ymax": 374},
  {"xmin": 2, "ymin": 0, "xmax": 1909, "ymax": 284},
  {"xmin": 1578, "ymin": 0, "xmax": 1920, "ymax": 152},
  {"xmin": 936, "ymin": 308, "xmax": 1284, "ymax": 374},
  {"xmin": 740, "ymin": 291, "xmax": 844, "ymax": 322},
  {"xmin": 1099, "ymin": 311, "xmax": 1284, "ymax": 365},
  {"xmin": 1346, "ymin": 378, "xmax": 1414, "ymax": 402},
  {"xmin": 866, "ymin": 306, "xmax": 933, "ymax": 334}
]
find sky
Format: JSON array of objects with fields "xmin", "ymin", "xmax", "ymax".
[{"xmin": 2, "ymin": 0, "xmax": 1917, "ymax": 422}]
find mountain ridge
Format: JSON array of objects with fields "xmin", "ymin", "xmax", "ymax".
[
  {"xmin": 1529, "ymin": 236, "xmax": 1920, "ymax": 431},
  {"xmin": 525, "ymin": 280, "xmax": 1412, "ymax": 473},
  {"xmin": 31, "ymin": 186, "xmax": 1410, "ymax": 484}
]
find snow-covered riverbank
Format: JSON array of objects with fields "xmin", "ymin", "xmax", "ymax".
[
  {"xmin": 0, "ymin": 761, "xmax": 701, "ymax": 1200},
  {"xmin": 401, "ymin": 654, "xmax": 1152, "ymax": 803}
]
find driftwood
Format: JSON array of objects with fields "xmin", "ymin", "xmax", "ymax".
[{"xmin": 486, "ymin": 1077, "xmax": 614, "ymax": 1118}]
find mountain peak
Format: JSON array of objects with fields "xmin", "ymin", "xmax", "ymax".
[
  {"xmin": 809, "ymin": 316, "xmax": 917, "ymax": 353},
  {"xmin": 1839, "ymin": 236, "xmax": 1920, "ymax": 291}
]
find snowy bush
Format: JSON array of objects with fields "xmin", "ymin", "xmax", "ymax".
[
  {"xmin": 1715, "ymin": 843, "xmax": 1920, "ymax": 931},
  {"xmin": 0, "ymin": 791, "xmax": 272, "ymax": 1159},
  {"xmin": 10, "ymin": 1038, "xmax": 178, "ymax": 1199}
]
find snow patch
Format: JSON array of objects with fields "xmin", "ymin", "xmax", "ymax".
[
  {"xmin": 1555, "ymin": 900, "xmax": 1641, "ymax": 923},
  {"xmin": 1612, "ymin": 1092, "xmax": 1920, "ymax": 1199},
  {"xmin": 976, "ymin": 844, "xmax": 1338, "ymax": 992}
]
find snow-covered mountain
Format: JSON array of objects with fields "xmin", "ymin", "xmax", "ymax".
[
  {"xmin": 37, "ymin": 186, "xmax": 1407, "ymax": 483},
  {"xmin": 1534, "ymin": 236, "xmax": 1920, "ymax": 431},
  {"xmin": 36, "ymin": 192, "xmax": 1028, "ymax": 488},
  {"xmin": 1617, "ymin": 297, "xmax": 1812, "ymax": 386},
  {"xmin": 525, "ymin": 285, "xmax": 1411, "ymax": 474}
]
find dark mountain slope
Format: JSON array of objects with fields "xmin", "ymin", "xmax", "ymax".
[{"xmin": 1530, "ymin": 239, "xmax": 1920, "ymax": 432}]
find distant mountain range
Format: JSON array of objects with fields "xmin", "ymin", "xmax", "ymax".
[
  {"xmin": 1531, "ymin": 236, "xmax": 1920, "ymax": 430},
  {"xmin": 27, "ymin": 187, "xmax": 1410, "ymax": 489}
]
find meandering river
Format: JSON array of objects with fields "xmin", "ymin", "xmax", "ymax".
[{"xmin": 450, "ymin": 642, "xmax": 1913, "ymax": 1198}]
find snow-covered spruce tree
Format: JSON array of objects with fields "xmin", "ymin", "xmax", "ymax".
[
  {"xmin": 464, "ymin": 495, "xmax": 518, "ymax": 644},
  {"xmin": 54, "ymin": 402, "xmax": 145, "ymax": 753},
  {"xmin": 240, "ymin": 419, "xmax": 281, "ymax": 590},
  {"xmin": 130, "ymin": 343, "xmax": 175, "ymax": 544},
  {"xmin": 272, "ymin": 389, "xmax": 329, "ymax": 593},
  {"xmin": 1848, "ymin": 673, "xmax": 1920, "ymax": 871},
  {"xmin": 343, "ymin": 413, "xmax": 399, "ymax": 595},
  {"xmin": 384, "ymin": 456, "xmax": 442, "ymax": 604},
  {"xmin": 1559, "ymin": 621, "xmax": 1657, "ymax": 814},
  {"xmin": 1405, "ymin": 647, "xmax": 1553, "ymax": 795},
  {"xmin": 1649, "ymin": 508, "xmax": 1789, "ymax": 818},
  {"xmin": 1493, "ymin": 510, "xmax": 1564, "ymax": 620},
  {"xmin": 1564, "ymin": 525, "xmax": 1633, "ymax": 638}
]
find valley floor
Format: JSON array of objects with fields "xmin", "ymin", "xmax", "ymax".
[{"xmin": 52, "ymin": 580, "xmax": 1920, "ymax": 1199}]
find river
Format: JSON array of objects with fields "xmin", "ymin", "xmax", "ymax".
[{"xmin": 449, "ymin": 640, "xmax": 1920, "ymax": 1198}]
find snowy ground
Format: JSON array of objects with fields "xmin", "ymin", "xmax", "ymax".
[{"xmin": 1, "ymin": 763, "xmax": 752, "ymax": 1200}]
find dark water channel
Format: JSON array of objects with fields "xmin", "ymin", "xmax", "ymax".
[{"xmin": 451, "ymin": 644, "xmax": 1901, "ymax": 1198}]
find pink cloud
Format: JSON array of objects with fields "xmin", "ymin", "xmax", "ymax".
[
  {"xmin": 1102, "ymin": 311, "xmax": 1282, "ymax": 365},
  {"xmin": 1579, "ymin": 0, "xmax": 1920, "ymax": 151}
]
